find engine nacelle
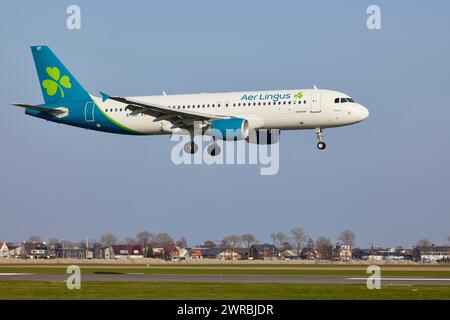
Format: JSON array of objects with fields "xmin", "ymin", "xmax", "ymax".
[
  {"xmin": 209, "ymin": 118, "xmax": 249, "ymax": 141},
  {"xmin": 246, "ymin": 129, "xmax": 280, "ymax": 145}
]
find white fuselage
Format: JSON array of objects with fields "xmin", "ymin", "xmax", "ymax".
[{"xmin": 93, "ymin": 88, "xmax": 369, "ymax": 135}]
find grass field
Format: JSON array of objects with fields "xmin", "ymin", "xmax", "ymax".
[
  {"xmin": 0, "ymin": 281, "xmax": 449, "ymax": 300},
  {"xmin": 1, "ymin": 266, "xmax": 449, "ymax": 278}
]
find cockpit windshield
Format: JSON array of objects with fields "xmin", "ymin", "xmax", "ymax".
[{"xmin": 334, "ymin": 97, "xmax": 355, "ymax": 103}]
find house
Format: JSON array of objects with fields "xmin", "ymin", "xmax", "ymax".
[
  {"xmin": 104, "ymin": 245, "xmax": 144, "ymax": 259},
  {"xmin": 300, "ymin": 247, "xmax": 317, "ymax": 260},
  {"xmin": 216, "ymin": 249, "xmax": 242, "ymax": 260},
  {"xmin": 0, "ymin": 242, "xmax": 9, "ymax": 258},
  {"xmin": 8, "ymin": 244, "xmax": 23, "ymax": 259},
  {"xmin": 190, "ymin": 248, "xmax": 203, "ymax": 259},
  {"xmin": 281, "ymin": 249, "xmax": 298, "ymax": 260},
  {"xmin": 23, "ymin": 241, "xmax": 49, "ymax": 259},
  {"xmin": 250, "ymin": 244, "xmax": 280, "ymax": 260},
  {"xmin": 168, "ymin": 246, "xmax": 192, "ymax": 261},
  {"xmin": 413, "ymin": 246, "xmax": 450, "ymax": 262},
  {"xmin": 352, "ymin": 248, "xmax": 372, "ymax": 260},
  {"xmin": 198, "ymin": 247, "xmax": 224, "ymax": 259},
  {"xmin": 332, "ymin": 245, "xmax": 352, "ymax": 261}
]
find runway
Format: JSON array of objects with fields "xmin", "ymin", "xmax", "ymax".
[{"xmin": 1, "ymin": 273, "xmax": 450, "ymax": 286}]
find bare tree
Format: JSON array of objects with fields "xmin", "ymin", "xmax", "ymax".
[
  {"xmin": 28, "ymin": 235, "xmax": 42, "ymax": 242},
  {"xmin": 100, "ymin": 233, "xmax": 118, "ymax": 246},
  {"xmin": 306, "ymin": 238, "xmax": 315, "ymax": 248},
  {"xmin": 241, "ymin": 233, "xmax": 257, "ymax": 248},
  {"xmin": 316, "ymin": 236, "xmax": 332, "ymax": 259},
  {"xmin": 416, "ymin": 239, "xmax": 432, "ymax": 247},
  {"xmin": 337, "ymin": 230, "xmax": 356, "ymax": 247},
  {"xmin": 202, "ymin": 240, "xmax": 216, "ymax": 248},
  {"xmin": 123, "ymin": 236, "xmax": 137, "ymax": 245},
  {"xmin": 48, "ymin": 238, "xmax": 60, "ymax": 245},
  {"xmin": 136, "ymin": 230, "xmax": 153, "ymax": 248},
  {"xmin": 176, "ymin": 236, "xmax": 188, "ymax": 248},
  {"xmin": 447, "ymin": 235, "xmax": 450, "ymax": 244},
  {"xmin": 270, "ymin": 232, "xmax": 288, "ymax": 249},
  {"xmin": 221, "ymin": 235, "xmax": 241, "ymax": 249},
  {"xmin": 291, "ymin": 227, "xmax": 308, "ymax": 256},
  {"xmin": 152, "ymin": 233, "xmax": 174, "ymax": 260}
]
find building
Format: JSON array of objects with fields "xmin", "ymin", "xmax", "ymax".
[
  {"xmin": 104, "ymin": 245, "xmax": 144, "ymax": 259},
  {"xmin": 23, "ymin": 241, "xmax": 49, "ymax": 259},
  {"xmin": 300, "ymin": 247, "xmax": 317, "ymax": 260},
  {"xmin": 168, "ymin": 246, "xmax": 192, "ymax": 261},
  {"xmin": 332, "ymin": 245, "xmax": 352, "ymax": 261},
  {"xmin": 250, "ymin": 244, "xmax": 280, "ymax": 260},
  {"xmin": 0, "ymin": 242, "xmax": 9, "ymax": 258},
  {"xmin": 413, "ymin": 246, "xmax": 450, "ymax": 262}
]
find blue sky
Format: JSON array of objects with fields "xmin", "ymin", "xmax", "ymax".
[{"xmin": 0, "ymin": 1, "xmax": 449, "ymax": 247}]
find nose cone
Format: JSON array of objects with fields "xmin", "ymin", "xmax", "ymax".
[{"xmin": 355, "ymin": 104, "xmax": 369, "ymax": 122}]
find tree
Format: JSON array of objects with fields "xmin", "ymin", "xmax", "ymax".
[
  {"xmin": 136, "ymin": 230, "xmax": 153, "ymax": 248},
  {"xmin": 416, "ymin": 239, "xmax": 432, "ymax": 247},
  {"xmin": 221, "ymin": 235, "xmax": 241, "ymax": 249},
  {"xmin": 306, "ymin": 238, "xmax": 315, "ymax": 248},
  {"xmin": 202, "ymin": 240, "xmax": 216, "ymax": 248},
  {"xmin": 241, "ymin": 233, "xmax": 257, "ymax": 248},
  {"xmin": 280, "ymin": 241, "xmax": 292, "ymax": 251},
  {"xmin": 291, "ymin": 227, "xmax": 308, "ymax": 256},
  {"xmin": 316, "ymin": 236, "xmax": 332, "ymax": 259},
  {"xmin": 176, "ymin": 236, "xmax": 188, "ymax": 248},
  {"xmin": 270, "ymin": 232, "xmax": 288, "ymax": 249},
  {"xmin": 152, "ymin": 233, "xmax": 174, "ymax": 260},
  {"xmin": 100, "ymin": 233, "xmax": 118, "ymax": 246},
  {"xmin": 123, "ymin": 236, "xmax": 137, "ymax": 245},
  {"xmin": 48, "ymin": 238, "xmax": 60, "ymax": 245},
  {"xmin": 28, "ymin": 235, "xmax": 42, "ymax": 242},
  {"xmin": 337, "ymin": 230, "xmax": 356, "ymax": 247}
]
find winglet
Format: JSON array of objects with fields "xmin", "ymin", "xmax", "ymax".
[{"xmin": 100, "ymin": 91, "xmax": 111, "ymax": 102}]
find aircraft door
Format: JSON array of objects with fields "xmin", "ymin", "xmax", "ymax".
[{"xmin": 310, "ymin": 91, "xmax": 321, "ymax": 113}]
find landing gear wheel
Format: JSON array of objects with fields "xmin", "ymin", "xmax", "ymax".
[
  {"xmin": 184, "ymin": 141, "xmax": 198, "ymax": 154},
  {"xmin": 207, "ymin": 143, "xmax": 221, "ymax": 156},
  {"xmin": 317, "ymin": 141, "xmax": 326, "ymax": 150}
]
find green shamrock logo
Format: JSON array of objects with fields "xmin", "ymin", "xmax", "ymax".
[
  {"xmin": 294, "ymin": 92, "xmax": 303, "ymax": 100},
  {"xmin": 41, "ymin": 66, "xmax": 72, "ymax": 98}
]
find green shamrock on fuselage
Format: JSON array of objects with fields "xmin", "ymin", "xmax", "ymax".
[
  {"xmin": 42, "ymin": 66, "xmax": 72, "ymax": 98},
  {"xmin": 294, "ymin": 92, "xmax": 303, "ymax": 100}
]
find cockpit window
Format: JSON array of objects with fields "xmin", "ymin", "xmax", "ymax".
[{"xmin": 335, "ymin": 97, "xmax": 356, "ymax": 103}]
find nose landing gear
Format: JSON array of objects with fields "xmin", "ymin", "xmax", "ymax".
[{"xmin": 315, "ymin": 128, "xmax": 326, "ymax": 150}]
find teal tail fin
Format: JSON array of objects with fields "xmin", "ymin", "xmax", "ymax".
[{"xmin": 31, "ymin": 45, "xmax": 91, "ymax": 103}]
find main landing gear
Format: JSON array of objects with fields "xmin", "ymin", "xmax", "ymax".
[
  {"xmin": 183, "ymin": 141, "xmax": 198, "ymax": 154},
  {"xmin": 315, "ymin": 128, "xmax": 326, "ymax": 150},
  {"xmin": 183, "ymin": 138, "xmax": 221, "ymax": 156}
]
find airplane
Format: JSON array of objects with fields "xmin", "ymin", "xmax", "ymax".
[{"xmin": 13, "ymin": 46, "xmax": 369, "ymax": 156}]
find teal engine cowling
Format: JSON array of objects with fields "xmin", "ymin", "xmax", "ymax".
[{"xmin": 209, "ymin": 118, "xmax": 249, "ymax": 141}]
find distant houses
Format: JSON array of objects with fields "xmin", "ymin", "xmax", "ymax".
[{"xmin": 0, "ymin": 239, "xmax": 448, "ymax": 262}]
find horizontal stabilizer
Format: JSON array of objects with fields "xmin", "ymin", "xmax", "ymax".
[{"xmin": 11, "ymin": 103, "xmax": 66, "ymax": 116}]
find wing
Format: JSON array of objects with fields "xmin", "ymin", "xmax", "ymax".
[{"xmin": 101, "ymin": 92, "xmax": 229, "ymax": 129}]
